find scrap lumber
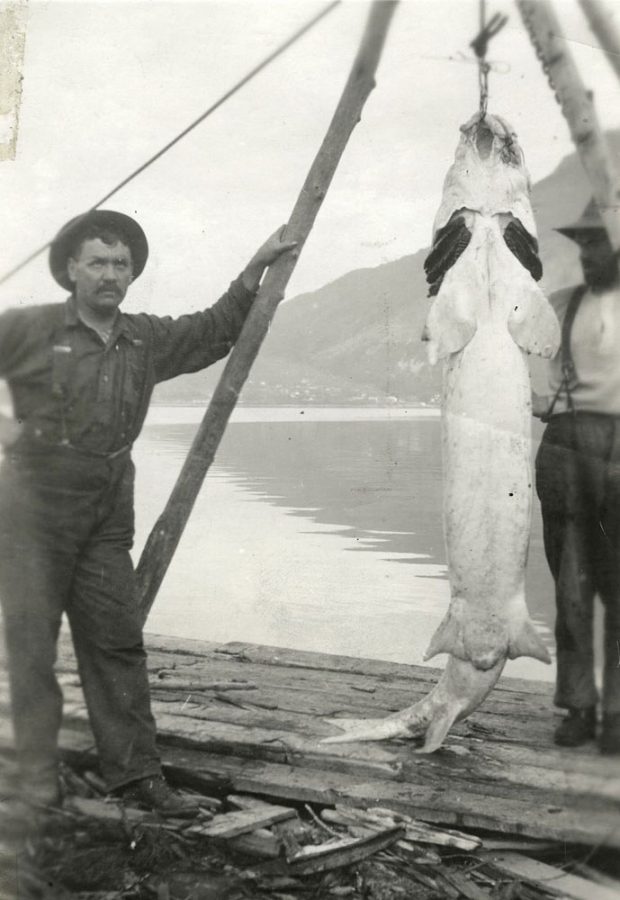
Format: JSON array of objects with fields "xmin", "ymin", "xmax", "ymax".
[
  {"xmin": 367, "ymin": 806, "xmax": 482, "ymax": 850},
  {"xmin": 480, "ymin": 851, "xmax": 620, "ymax": 900},
  {"xmin": 436, "ymin": 869, "xmax": 496, "ymax": 900},
  {"xmin": 151, "ymin": 678, "xmax": 257, "ymax": 692},
  {"xmin": 321, "ymin": 816, "xmax": 442, "ymax": 866},
  {"xmin": 287, "ymin": 825, "xmax": 404, "ymax": 875},
  {"xmin": 322, "ymin": 805, "xmax": 481, "ymax": 851},
  {"xmin": 187, "ymin": 803, "xmax": 296, "ymax": 839},
  {"xmin": 227, "ymin": 828, "xmax": 281, "ymax": 859}
]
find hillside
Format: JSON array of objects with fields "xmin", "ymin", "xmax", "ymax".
[{"xmin": 154, "ymin": 133, "xmax": 619, "ymax": 406}]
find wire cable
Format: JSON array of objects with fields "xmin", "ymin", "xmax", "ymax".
[{"xmin": 0, "ymin": 1, "xmax": 340, "ymax": 287}]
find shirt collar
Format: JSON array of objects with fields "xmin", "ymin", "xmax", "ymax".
[{"xmin": 63, "ymin": 294, "xmax": 132, "ymax": 339}]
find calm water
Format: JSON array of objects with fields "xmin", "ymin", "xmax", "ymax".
[{"xmin": 133, "ymin": 407, "xmax": 557, "ymax": 682}]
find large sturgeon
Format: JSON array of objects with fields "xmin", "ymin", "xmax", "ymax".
[{"xmin": 324, "ymin": 113, "xmax": 560, "ymax": 752}]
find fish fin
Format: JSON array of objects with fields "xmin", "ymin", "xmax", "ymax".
[
  {"xmin": 502, "ymin": 216, "xmax": 543, "ymax": 281},
  {"xmin": 414, "ymin": 706, "xmax": 460, "ymax": 754},
  {"xmin": 321, "ymin": 717, "xmax": 411, "ymax": 744},
  {"xmin": 507, "ymin": 281, "xmax": 560, "ymax": 358},
  {"xmin": 423, "ymin": 613, "xmax": 462, "ymax": 661},
  {"xmin": 424, "ymin": 283, "xmax": 478, "ymax": 362},
  {"xmin": 508, "ymin": 618, "xmax": 551, "ymax": 664},
  {"xmin": 424, "ymin": 211, "xmax": 472, "ymax": 296}
]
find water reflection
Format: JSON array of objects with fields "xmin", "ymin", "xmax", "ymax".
[
  {"xmin": 135, "ymin": 409, "xmax": 556, "ymax": 679},
  {"xmin": 217, "ymin": 419, "xmax": 445, "ymax": 565}
]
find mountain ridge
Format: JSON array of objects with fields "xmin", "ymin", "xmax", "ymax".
[{"xmin": 154, "ymin": 132, "xmax": 619, "ymax": 406}]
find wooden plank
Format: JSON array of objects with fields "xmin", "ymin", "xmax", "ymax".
[
  {"xmin": 337, "ymin": 806, "xmax": 483, "ymax": 850},
  {"xmin": 55, "ymin": 638, "xmax": 554, "ymax": 721},
  {"xmin": 135, "ymin": 632, "xmax": 556, "ymax": 700},
  {"xmin": 227, "ymin": 828, "xmax": 280, "ymax": 859},
  {"xmin": 322, "ymin": 807, "xmax": 481, "ymax": 851},
  {"xmin": 480, "ymin": 851, "xmax": 620, "ymax": 900},
  {"xmin": 187, "ymin": 804, "xmax": 295, "ymax": 839},
  {"xmin": 66, "ymin": 796, "xmax": 154, "ymax": 825},
  {"xmin": 154, "ymin": 743, "xmax": 620, "ymax": 847},
  {"xmin": 21, "ymin": 714, "xmax": 617, "ymax": 848},
  {"xmin": 206, "ymin": 641, "xmax": 554, "ymax": 697},
  {"xmin": 287, "ymin": 825, "xmax": 404, "ymax": 874},
  {"xmin": 10, "ymin": 636, "xmax": 620, "ymax": 848},
  {"xmin": 38, "ymin": 680, "xmax": 620, "ymax": 803}
]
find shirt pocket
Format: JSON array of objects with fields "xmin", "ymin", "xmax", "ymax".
[{"xmin": 119, "ymin": 338, "xmax": 150, "ymax": 434}]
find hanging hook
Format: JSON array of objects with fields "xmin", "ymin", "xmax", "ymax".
[{"xmin": 470, "ymin": 5, "xmax": 508, "ymax": 117}]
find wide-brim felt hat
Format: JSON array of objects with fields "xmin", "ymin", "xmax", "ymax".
[
  {"xmin": 49, "ymin": 209, "xmax": 149, "ymax": 291},
  {"xmin": 555, "ymin": 198, "xmax": 607, "ymax": 238}
]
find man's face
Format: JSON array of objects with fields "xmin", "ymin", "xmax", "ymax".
[
  {"xmin": 67, "ymin": 237, "xmax": 133, "ymax": 316},
  {"xmin": 574, "ymin": 229, "xmax": 618, "ymax": 291}
]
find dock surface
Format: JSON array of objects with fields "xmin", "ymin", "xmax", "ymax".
[{"xmin": 3, "ymin": 632, "xmax": 620, "ymax": 848}]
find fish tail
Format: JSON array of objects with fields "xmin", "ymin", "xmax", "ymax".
[
  {"xmin": 413, "ymin": 703, "xmax": 462, "ymax": 754},
  {"xmin": 321, "ymin": 657, "xmax": 505, "ymax": 750}
]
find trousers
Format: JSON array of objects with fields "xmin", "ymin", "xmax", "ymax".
[
  {"xmin": 535, "ymin": 412, "xmax": 620, "ymax": 714},
  {"xmin": 0, "ymin": 444, "xmax": 161, "ymax": 791}
]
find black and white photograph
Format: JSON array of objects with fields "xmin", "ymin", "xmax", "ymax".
[{"xmin": 0, "ymin": 0, "xmax": 619, "ymax": 897}]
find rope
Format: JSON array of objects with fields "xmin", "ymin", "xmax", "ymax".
[
  {"xmin": 0, "ymin": 2, "xmax": 341, "ymax": 288},
  {"xmin": 470, "ymin": 1, "xmax": 508, "ymax": 117},
  {"xmin": 478, "ymin": 0, "xmax": 490, "ymax": 115}
]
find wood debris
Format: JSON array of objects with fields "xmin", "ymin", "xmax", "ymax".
[
  {"xmin": 152, "ymin": 677, "xmax": 257, "ymax": 692},
  {"xmin": 479, "ymin": 850, "xmax": 620, "ymax": 900},
  {"xmin": 287, "ymin": 825, "xmax": 405, "ymax": 875},
  {"xmin": 323, "ymin": 804, "xmax": 482, "ymax": 850},
  {"xmin": 186, "ymin": 802, "xmax": 296, "ymax": 839},
  {"xmin": 1, "ymin": 752, "xmax": 619, "ymax": 900}
]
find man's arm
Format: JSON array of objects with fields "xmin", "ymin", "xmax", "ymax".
[
  {"xmin": 531, "ymin": 391, "xmax": 551, "ymax": 418},
  {"xmin": 240, "ymin": 226, "xmax": 297, "ymax": 293},
  {"xmin": 148, "ymin": 227, "xmax": 297, "ymax": 383},
  {"xmin": 0, "ymin": 308, "xmax": 30, "ymax": 446}
]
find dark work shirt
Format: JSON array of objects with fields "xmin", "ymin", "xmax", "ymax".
[{"xmin": 0, "ymin": 276, "xmax": 255, "ymax": 456}]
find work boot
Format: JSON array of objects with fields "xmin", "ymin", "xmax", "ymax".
[
  {"xmin": 553, "ymin": 707, "xmax": 596, "ymax": 747},
  {"xmin": 116, "ymin": 775, "xmax": 200, "ymax": 817},
  {"xmin": 600, "ymin": 713, "xmax": 620, "ymax": 755}
]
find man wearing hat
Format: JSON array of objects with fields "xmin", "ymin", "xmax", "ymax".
[
  {"xmin": 0, "ymin": 209, "xmax": 296, "ymax": 813},
  {"xmin": 534, "ymin": 198, "xmax": 620, "ymax": 753}
]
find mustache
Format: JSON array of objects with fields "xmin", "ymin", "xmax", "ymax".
[{"xmin": 97, "ymin": 284, "xmax": 121, "ymax": 295}]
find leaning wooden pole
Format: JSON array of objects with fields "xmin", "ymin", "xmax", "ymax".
[
  {"xmin": 517, "ymin": 0, "xmax": 620, "ymax": 250},
  {"xmin": 137, "ymin": 1, "xmax": 398, "ymax": 621},
  {"xmin": 578, "ymin": 0, "xmax": 620, "ymax": 85}
]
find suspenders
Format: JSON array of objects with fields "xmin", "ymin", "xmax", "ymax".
[
  {"xmin": 541, "ymin": 285, "xmax": 587, "ymax": 422},
  {"xmin": 51, "ymin": 339, "xmax": 74, "ymax": 445}
]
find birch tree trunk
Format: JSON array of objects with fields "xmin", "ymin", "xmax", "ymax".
[
  {"xmin": 517, "ymin": 0, "xmax": 620, "ymax": 250},
  {"xmin": 578, "ymin": 0, "xmax": 620, "ymax": 85}
]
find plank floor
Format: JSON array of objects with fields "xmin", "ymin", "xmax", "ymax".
[{"xmin": 2, "ymin": 632, "xmax": 620, "ymax": 848}]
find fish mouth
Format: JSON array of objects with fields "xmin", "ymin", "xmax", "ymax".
[
  {"xmin": 464, "ymin": 113, "xmax": 522, "ymax": 167},
  {"xmin": 475, "ymin": 122, "xmax": 495, "ymax": 159}
]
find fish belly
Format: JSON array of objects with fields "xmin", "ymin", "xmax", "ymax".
[{"xmin": 425, "ymin": 218, "xmax": 550, "ymax": 669}]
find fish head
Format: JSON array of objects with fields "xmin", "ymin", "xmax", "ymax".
[
  {"xmin": 432, "ymin": 112, "xmax": 535, "ymax": 236},
  {"xmin": 459, "ymin": 112, "xmax": 525, "ymax": 171}
]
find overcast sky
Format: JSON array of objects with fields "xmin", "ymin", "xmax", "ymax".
[{"xmin": 2, "ymin": 0, "xmax": 620, "ymax": 315}]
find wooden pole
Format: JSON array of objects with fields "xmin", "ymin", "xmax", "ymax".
[
  {"xmin": 578, "ymin": 0, "xmax": 620, "ymax": 85},
  {"xmin": 137, "ymin": 1, "xmax": 398, "ymax": 622},
  {"xmin": 516, "ymin": 0, "xmax": 620, "ymax": 250}
]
